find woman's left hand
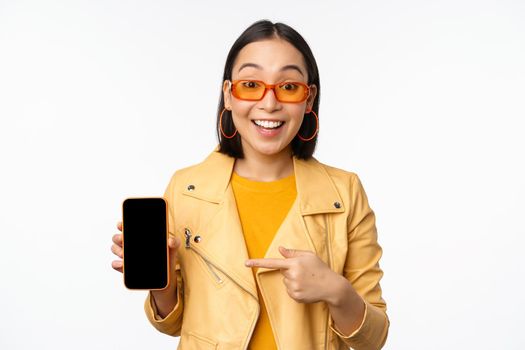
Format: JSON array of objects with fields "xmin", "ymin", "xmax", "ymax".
[{"xmin": 245, "ymin": 246, "xmax": 340, "ymax": 304}]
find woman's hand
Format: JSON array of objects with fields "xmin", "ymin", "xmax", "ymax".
[
  {"xmin": 111, "ymin": 220, "xmax": 182, "ymax": 318},
  {"xmin": 245, "ymin": 246, "xmax": 366, "ymax": 336},
  {"xmin": 110, "ymin": 221, "xmax": 125, "ymax": 273},
  {"xmin": 245, "ymin": 246, "xmax": 341, "ymax": 304},
  {"xmin": 111, "ymin": 221, "xmax": 182, "ymax": 286}
]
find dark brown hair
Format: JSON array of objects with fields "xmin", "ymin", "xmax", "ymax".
[{"xmin": 216, "ymin": 19, "xmax": 321, "ymax": 160}]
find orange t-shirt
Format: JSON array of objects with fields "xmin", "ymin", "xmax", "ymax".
[{"xmin": 231, "ymin": 171, "xmax": 297, "ymax": 350}]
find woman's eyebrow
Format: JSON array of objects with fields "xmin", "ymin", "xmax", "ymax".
[{"xmin": 237, "ymin": 62, "xmax": 304, "ymax": 77}]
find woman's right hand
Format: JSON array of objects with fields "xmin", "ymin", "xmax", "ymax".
[
  {"xmin": 111, "ymin": 220, "xmax": 182, "ymax": 318},
  {"xmin": 111, "ymin": 221, "xmax": 182, "ymax": 289}
]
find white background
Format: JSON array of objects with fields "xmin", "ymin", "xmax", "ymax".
[{"xmin": 1, "ymin": 0, "xmax": 524, "ymax": 348}]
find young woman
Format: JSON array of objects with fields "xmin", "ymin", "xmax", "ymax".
[{"xmin": 111, "ymin": 19, "xmax": 389, "ymax": 350}]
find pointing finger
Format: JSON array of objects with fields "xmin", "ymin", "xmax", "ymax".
[{"xmin": 245, "ymin": 258, "xmax": 290, "ymax": 269}]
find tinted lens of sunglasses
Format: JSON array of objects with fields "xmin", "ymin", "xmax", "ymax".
[
  {"xmin": 232, "ymin": 81, "xmax": 308, "ymax": 102},
  {"xmin": 276, "ymin": 82, "xmax": 309, "ymax": 102},
  {"xmin": 232, "ymin": 81, "xmax": 265, "ymax": 100}
]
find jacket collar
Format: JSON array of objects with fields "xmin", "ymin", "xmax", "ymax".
[{"xmin": 184, "ymin": 145, "xmax": 345, "ymax": 215}]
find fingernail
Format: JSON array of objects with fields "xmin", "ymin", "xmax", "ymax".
[{"xmin": 245, "ymin": 261, "xmax": 252, "ymax": 267}]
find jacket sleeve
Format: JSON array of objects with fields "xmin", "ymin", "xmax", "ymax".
[
  {"xmin": 143, "ymin": 266, "xmax": 184, "ymax": 336},
  {"xmin": 329, "ymin": 174, "xmax": 390, "ymax": 350},
  {"xmin": 143, "ymin": 173, "xmax": 185, "ymax": 336}
]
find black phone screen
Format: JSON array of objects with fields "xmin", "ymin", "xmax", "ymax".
[{"xmin": 122, "ymin": 197, "xmax": 169, "ymax": 290}]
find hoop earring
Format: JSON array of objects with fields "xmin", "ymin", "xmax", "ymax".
[
  {"xmin": 297, "ymin": 110, "xmax": 319, "ymax": 142},
  {"xmin": 219, "ymin": 107, "xmax": 238, "ymax": 139}
]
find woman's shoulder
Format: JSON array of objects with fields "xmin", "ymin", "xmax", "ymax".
[
  {"xmin": 309, "ymin": 156, "xmax": 361, "ymax": 187},
  {"xmin": 311, "ymin": 158, "xmax": 374, "ymax": 212},
  {"xmin": 164, "ymin": 149, "xmax": 235, "ymax": 192}
]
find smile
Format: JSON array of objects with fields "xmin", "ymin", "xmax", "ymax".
[{"xmin": 252, "ymin": 120, "xmax": 285, "ymax": 129}]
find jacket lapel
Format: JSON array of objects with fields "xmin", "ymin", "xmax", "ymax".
[
  {"xmin": 255, "ymin": 154, "xmax": 345, "ymax": 275},
  {"xmin": 181, "ymin": 148, "xmax": 258, "ymax": 298},
  {"xmin": 180, "ymin": 146, "xmax": 345, "ymax": 298}
]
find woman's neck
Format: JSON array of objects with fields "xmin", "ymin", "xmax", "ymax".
[{"xmin": 233, "ymin": 145, "xmax": 294, "ymax": 182}]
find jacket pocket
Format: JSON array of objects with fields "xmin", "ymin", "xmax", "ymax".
[{"xmin": 179, "ymin": 330, "xmax": 218, "ymax": 350}]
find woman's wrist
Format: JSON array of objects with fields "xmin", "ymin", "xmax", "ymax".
[
  {"xmin": 151, "ymin": 284, "xmax": 178, "ymax": 318},
  {"xmin": 324, "ymin": 272, "xmax": 350, "ymax": 307},
  {"xmin": 324, "ymin": 273, "xmax": 366, "ymax": 336}
]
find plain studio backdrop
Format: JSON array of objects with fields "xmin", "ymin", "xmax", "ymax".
[{"xmin": 0, "ymin": 0, "xmax": 524, "ymax": 348}]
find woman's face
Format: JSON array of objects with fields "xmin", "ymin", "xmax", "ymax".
[{"xmin": 223, "ymin": 38, "xmax": 317, "ymax": 158}]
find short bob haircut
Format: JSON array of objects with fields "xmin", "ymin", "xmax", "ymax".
[{"xmin": 216, "ymin": 19, "xmax": 321, "ymax": 160}]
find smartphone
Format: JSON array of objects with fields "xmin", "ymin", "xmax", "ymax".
[{"xmin": 122, "ymin": 197, "xmax": 169, "ymax": 290}]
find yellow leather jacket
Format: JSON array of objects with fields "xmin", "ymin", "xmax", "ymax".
[{"xmin": 144, "ymin": 147, "xmax": 389, "ymax": 349}]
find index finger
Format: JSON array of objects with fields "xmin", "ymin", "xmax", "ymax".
[{"xmin": 245, "ymin": 258, "xmax": 290, "ymax": 269}]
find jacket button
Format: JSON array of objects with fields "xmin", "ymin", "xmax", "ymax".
[
  {"xmin": 187, "ymin": 184, "xmax": 195, "ymax": 191},
  {"xmin": 333, "ymin": 201, "xmax": 341, "ymax": 208},
  {"xmin": 194, "ymin": 235, "xmax": 202, "ymax": 243}
]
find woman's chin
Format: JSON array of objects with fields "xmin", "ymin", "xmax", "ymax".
[
  {"xmin": 240, "ymin": 134, "xmax": 293, "ymax": 158},
  {"xmin": 251, "ymin": 142, "xmax": 287, "ymax": 157}
]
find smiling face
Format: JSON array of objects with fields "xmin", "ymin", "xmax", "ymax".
[{"xmin": 223, "ymin": 38, "xmax": 317, "ymax": 159}]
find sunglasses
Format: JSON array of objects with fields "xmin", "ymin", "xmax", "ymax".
[{"xmin": 229, "ymin": 79, "xmax": 310, "ymax": 103}]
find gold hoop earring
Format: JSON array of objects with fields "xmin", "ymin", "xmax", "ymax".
[
  {"xmin": 297, "ymin": 110, "xmax": 319, "ymax": 142},
  {"xmin": 219, "ymin": 107, "xmax": 238, "ymax": 139}
]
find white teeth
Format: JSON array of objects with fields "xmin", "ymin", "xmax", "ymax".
[{"xmin": 253, "ymin": 120, "xmax": 284, "ymax": 129}]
